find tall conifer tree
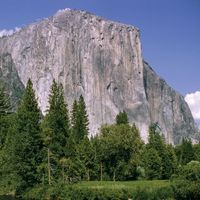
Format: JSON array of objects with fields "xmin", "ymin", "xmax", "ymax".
[
  {"xmin": 44, "ymin": 80, "xmax": 70, "ymax": 158},
  {"xmin": 71, "ymin": 95, "xmax": 89, "ymax": 142},
  {"xmin": 0, "ymin": 84, "xmax": 11, "ymax": 148},
  {"xmin": 77, "ymin": 95, "xmax": 89, "ymax": 140},
  {"xmin": 178, "ymin": 138, "xmax": 195, "ymax": 165},
  {"xmin": 14, "ymin": 79, "xmax": 42, "ymax": 193},
  {"xmin": 71, "ymin": 99, "xmax": 79, "ymax": 141},
  {"xmin": 147, "ymin": 123, "xmax": 177, "ymax": 179},
  {"xmin": 41, "ymin": 80, "xmax": 70, "ymax": 182},
  {"xmin": 0, "ymin": 84, "xmax": 16, "ymax": 192}
]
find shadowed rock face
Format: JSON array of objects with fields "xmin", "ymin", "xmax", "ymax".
[
  {"xmin": 0, "ymin": 53, "xmax": 24, "ymax": 109},
  {"xmin": 0, "ymin": 9, "xmax": 198, "ymax": 144},
  {"xmin": 143, "ymin": 61, "xmax": 198, "ymax": 144}
]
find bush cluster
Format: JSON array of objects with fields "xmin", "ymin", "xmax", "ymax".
[{"xmin": 171, "ymin": 161, "xmax": 200, "ymax": 200}]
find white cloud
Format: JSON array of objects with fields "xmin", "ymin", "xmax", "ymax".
[
  {"xmin": 56, "ymin": 8, "xmax": 71, "ymax": 15},
  {"xmin": 185, "ymin": 91, "xmax": 200, "ymax": 121},
  {"xmin": 58, "ymin": 8, "xmax": 71, "ymax": 12},
  {"xmin": 0, "ymin": 27, "xmax": 21, "ymax": 38}
]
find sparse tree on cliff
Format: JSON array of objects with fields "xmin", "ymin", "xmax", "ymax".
[{"xmin": 116, "ymin": 110, "xmax": 129, "ymax": 125}]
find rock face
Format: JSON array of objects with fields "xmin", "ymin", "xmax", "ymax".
[
  {"xmin": 143, "ymin": 61, "xmax": 198, "ymax": 144},
  {"xmin": 0, "ymin": 53, "xmax": 24, "ymax": 109},
  {"xmin": 0, "ymin": 9, "xmax": 198, "ymax": 144}
]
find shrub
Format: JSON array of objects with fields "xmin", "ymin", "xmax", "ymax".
[{"xmin": 171, "ymin": 161, "xmax": 200, "ymax": 200}]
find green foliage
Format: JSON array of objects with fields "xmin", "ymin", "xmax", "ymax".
[
  {"xmin": 147, "ymin": 123, "xmax": 177, "ymax": 179},
  {"xmin": 23, "ymin": 180, "xmax": 173, "ymax": 200},
  {"xmin": 142, "ymin": 147, "xmax": 162, "ymax": 180},
  {"xmin": 75, "ymin": 137, "xmax": 97, "ymax": 181},
  {"xmin": 90, "ymin": 135, "xmax": 105, "ymax": 181},
  {"xmin": 171, "ymin": 161, "xmax": 200, "ymax": 200},
  {"xmin": 175, "ymin": 138, "xmax": 195, "ymax": 165},
  {"xmin": 0, "ymin": 84, "xmax": 11, "ymax": 116},
  {"xmin": 96, "ymin": 123, "xmax": 143, "ymax": 181},
  {"xmin": 78, "ymin": 95, "xmax": 89, "ymax": 138},
  {"xmin": 0, "ymin": 115, "xmax": 20, "ymax": 194},
  {"xmin": 165, "ymin": 144, "xmax": 178, "ymax": 176},
  {"xmin": 71, "ymin": 99, "xmax": 78, "ymax": 140},
  {"xmin": 43, "ymin": 79, "xmax": 70, "ymax": 157},
  {"xmin": 71, "ymin": 95, "xmax": 89, "ymax": 142},
  {"xmin": 115, "ymin": 110, "xmax": 128, "ymax": 125},
  {"xmin": 194, "ymin": 142, "xmax": 200, "ymax": 162},
  {"xmin": 41, "ymin": 80, "xmax": 71, "ymax": 183},
  {"xmin": 68, "ymin": 96, "xmax": 90, "ymax": 181},
  {"xmin": 136, "ymin": 166, "xmax": 146, "ymax": 180},
  {"xmin": 1, "ymin": 78, "xmax": 198, "ymax": 198},
  {"xmin": 0, "ymin": 85, "xmax": 18, "ymax": 194},
  {"xmin": 13, "ymin": 79, "xmax": 43, "ymax": 194},
  {"xmin": 0, "ymin": 84, "xmax": 11, "ymax": 148}
]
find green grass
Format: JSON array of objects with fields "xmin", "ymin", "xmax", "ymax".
[
  {"xmin": 75, "ymin": 180, "xmax": 170, "ymax": 190},
  {"xmin": 4, "ymin": 180, "xmax": 172, "ymax": 200},
  {"xmin": 61, "ymin": 180, "xmax": 174, "ymax": 200}
]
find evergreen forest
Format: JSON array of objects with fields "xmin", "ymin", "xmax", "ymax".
[{"xmin": 0, "ymin": 79, "xmax": 200, "ymax": 199}]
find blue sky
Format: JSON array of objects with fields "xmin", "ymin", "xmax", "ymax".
[{"xmin": 0, "ymin": 0, "xmax": 200, "ymax": 120}]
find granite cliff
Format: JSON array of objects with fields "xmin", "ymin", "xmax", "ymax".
[{"xmin": 0, "ymin": 9, "xmax": 198, "ymax": 144}]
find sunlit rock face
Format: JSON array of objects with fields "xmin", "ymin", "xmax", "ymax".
[{"xmin": 0, "ymin": 9, "xmax": 198, "ymax": 144}]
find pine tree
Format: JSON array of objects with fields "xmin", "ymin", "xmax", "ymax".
[
  {"xmin": 179, "ymin": 138, "xmax": 195, "ymax": 165},
  {"xmin": 71, "ymin": 100, "xmax": 78, "ymax": 127},
  {"xmin": 143, "ymin": 147, "xmax": 162, "ymax": 180},
  {"xmin": 148, "ymin": 123, "xmax": 163, "ymax": 148},
  {"xmin": 116, "ymin": 110, "xmax": 128, "ymax": 125},
  {"xmin": 147, "ymin": 123, "xmax": 176, "ymax": 179},
  {"xmin": 166, "ymin": 144, "xmax": 178, "ymax": 175},
  {"xmin": 0, "ymin": 119, "xmax": 20, "ymax": 193},
  {"xmin": 71, "ymin": 99, "xmax": 79, "ymax": 142},
  {"xmin": 78, "ymin": 95, "xmax": 89, "ymax": 139},
  {"xmin": 71, "ymin": 95, "xmax": 89, "ymax": 142},
  {"xmin": 44, "ymin": 80, "xmax": 70, "ymax": 157},
  {"xmin": 41, "ymin": 80, "xmax": 70, "ymax": 182},
  {"xmin": 0, "ymin": 84, "xmax": 11, "ymax": 148},
  {"xmin": 14, "ymin": 79, "xmax": 42, "ymax": 194},
  {"xmin": 0, "ymin": 84, "xmax": 17, "ymax": 192}
]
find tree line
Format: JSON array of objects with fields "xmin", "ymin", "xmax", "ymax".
[{"xmin": 0, "ymin": 79, "xmax": 200, "ymax": 197}]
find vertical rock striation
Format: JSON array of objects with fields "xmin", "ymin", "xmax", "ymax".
[
  {"xmin": 143, "ymin": 61, "xmax": 198, "ymax": 144},
  {"xmin": 0, "ymin": 9, "xmax": 198, "ymax": 144}
]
